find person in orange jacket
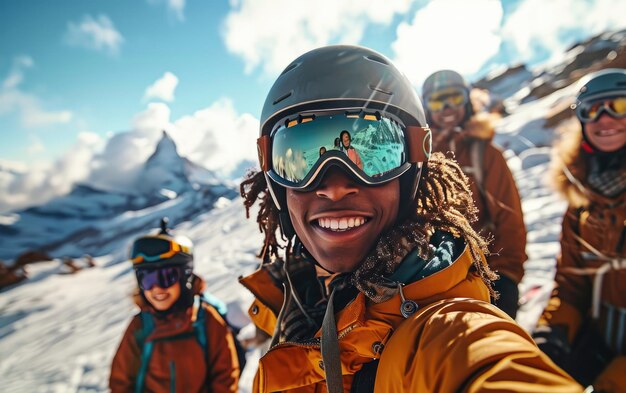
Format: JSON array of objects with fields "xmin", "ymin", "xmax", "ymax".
[
  {"xmin": 109, "ymin": 218, "xmax": 240, "ymax": 393},
  {"xmin": 421, "ymin": 70, "xmax": 527, "ymax": 319},
  {"xmin": 239, "ymin": 45, "xmax": 580, "ymax": 392},
  {"xmin": 533, "ymin": 68, "xmax": 626, "ymax": 392},
  {"xmin": 339, "ymin": 130, "xmax": 364, "ymax": 169}
]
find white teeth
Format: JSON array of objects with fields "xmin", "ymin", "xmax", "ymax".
[
  {"xmin": 317, "ymin": 217, "xmax": 368, "ymax": 231},
  {"xmin": 339, "ymin": 219, "xmax": 348, "ymax": 230}
]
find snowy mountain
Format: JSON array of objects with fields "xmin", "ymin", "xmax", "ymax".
[
  {"xmin": 1, "ymin": 30, "xmax": 625, "ymax": 392},
  {"xmin": 0, "ymin": 131, "xmax": 238, "ymax": 262}
]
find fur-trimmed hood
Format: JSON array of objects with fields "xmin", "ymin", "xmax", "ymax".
[
  {"xmin": 550, "ymin": 120, "xmax": 626, "ymax": 208},
  {"xmin": 463, "ymin": 112, "xmax": 499, "ymax": 141},
  {"xmin": 432, "ymin": 112, "xmax": 499, "ymax": 149}
]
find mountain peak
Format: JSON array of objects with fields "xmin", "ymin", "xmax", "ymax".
[{"xmin": 137, "ymin": 131, "xmax": 191, "ymax": 197}]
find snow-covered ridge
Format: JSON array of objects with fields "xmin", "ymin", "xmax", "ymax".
[{"xmin": 0, "ymin": 131, "xmax": 238, "ymax": 262}]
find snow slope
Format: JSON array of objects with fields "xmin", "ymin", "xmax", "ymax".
[{"xmin": 0, "ymin": 196, "xmax": 264, "ymax": 392}]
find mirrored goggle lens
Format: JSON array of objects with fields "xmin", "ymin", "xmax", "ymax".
[
  {"xmin": 270, "ymin": 114, "xmax": 407, "ymax": 185},
  {"xmin": 426, "ymin": 88, "xmax": 468, "ymax": 112},
  {"xmin": 137, "ymin": 267, "xmax": 180, "ymax": 290},
  {"xmin": 130, "ymin": 238, "xmax": 182, "ymax": 264},
  {"xmin": 578, "ymin": 96, "xmax": 626, "ymax": 122}
]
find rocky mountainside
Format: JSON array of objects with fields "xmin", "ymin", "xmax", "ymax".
[{"xmin": 0, "ymin": 131, "xmax": 237, "ymax": 262}]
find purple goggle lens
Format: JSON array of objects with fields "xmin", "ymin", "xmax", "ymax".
[{"xmin": 136, "ymin": 267, "xmax": 181, "ymax": 290}]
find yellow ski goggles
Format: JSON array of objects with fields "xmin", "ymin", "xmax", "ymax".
[
  {"xmin": 425, "ymin": 87, "xmax": 468, "ymax": 112},
  {"xmin": 576, "ymin": 96, "xmax": 626, "ymax": 123},
  {"xmin": 130, "ymin": 236, "xmax": 191, "ymax": 264}
]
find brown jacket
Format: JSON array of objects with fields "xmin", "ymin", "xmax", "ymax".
[
  {"xmin": 109, "ymin": 276, "xmax": 240, "ymax": 393},
  {"xmin": 240, "ymin": 234, "xmax": 580, "ymax": 392},
  {"xmin": 538, "ymin": 125, "xmax": 626, "ymax": 390},
  {"xmin": 431, "ymin": 113, "xmax": 527, "ymax": 283}
]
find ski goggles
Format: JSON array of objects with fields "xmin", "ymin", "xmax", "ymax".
[
  {"xmin": 575, "ymin": 96, "xmax": 626, "ymax": 123},
  {"xmin": 136, "ymin": 266, "xmax": 181, "ymax": 290},
  {"xmin": 257, "ymin": 111, "xmax": 431, "ymax": 190},
  {"xmin": 130, "ymin": 236, "xmax": 191, "ymax": 264},
  {"xmin": 425, "ymin": 87, "xmax": 468, "ymax": 112}
]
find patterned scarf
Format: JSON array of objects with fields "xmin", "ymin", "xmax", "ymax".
[{"xmin": 587, "ymin": 153, "xmax": 626, "ymax": 198}]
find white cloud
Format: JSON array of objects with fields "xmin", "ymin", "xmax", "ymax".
[
  {"xmin": 171, "ymin": 98, "xmax": 259, "ymax": 176},
  {"xmin": 148, "ymin": 0, "xmax": 186, "ymax": 21},
  {"xmin": 0, "ymin": 132, "xmax": 103, "ymax": 213},
  {"xmin": 223, "ymin": 0, "xmax": 413, "ymax": 76},
  {"xmin": 64, "ymin": 14, "xmax": 124, "ymax": 55},
  {"xmin": 168, "ymin": 0, "xmax": 186, "ymax": 21},
  {"xmin": 132, "ymin": 102, "xmax": 173, "ymax": 134},
  {"xmin": 3, "ymin": 56, "xmax": 33, "ymax": 89},
  {"xmin": 26, "ymin": 135, "xmax": 45, "ymax": 156},
  {"xmin": 88, "ymin": 98, "xmax": 258, "ymax": 191},
  {"xmin": 0, "ymin": 57, "xmax": 74, "ymax": 128},
  {"xmin": 391, "ymin": 0, "xmax": 503, "ymax": 91},
  {"xmin": 143, "ymin": 72, "xmax": 179, "ymax": 102},
  {"xmin": 502, "ymin": 0, "xmax": 626, "ymax": 66}
]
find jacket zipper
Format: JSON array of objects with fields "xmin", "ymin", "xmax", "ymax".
[{"xmin": 268, "ymin": 322, "xmax": 361, "ymax": 351}]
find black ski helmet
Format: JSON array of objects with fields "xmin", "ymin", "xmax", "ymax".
[
  {"xmin": 572, "ymin": 68, "xmax": 626, "ymax": 151},
  {"xmin": 258, "ymin": 45, "xmax": 431, "ymax": 237},
  {"xmin": 422, "ymin": 69, "xmax": 474, "ymax": 126},
  {"xmin": 131, "ymin": 217, "xmax": 194, "ymax": 289}
]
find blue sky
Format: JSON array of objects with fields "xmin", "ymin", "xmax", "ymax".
[{"xmin": 1, "ymin": 0, "xmax": 625, "ymax": 212}]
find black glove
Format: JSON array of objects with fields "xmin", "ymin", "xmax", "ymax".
[
  {"xmin": 532, "ymin": 324, "xmax": 571, "ymax": 366},
  {"xmin": 492, "ymin": 274, "xmax": 519, "ymax": 319}
]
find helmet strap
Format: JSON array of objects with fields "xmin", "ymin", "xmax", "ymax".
[
  {"xmin": 279, "ymin": 211, "xmax": 296, "ymax": 240},
  {"xmin": 581, "ymin": 140, "xmax": 595, "ymax": 154}
]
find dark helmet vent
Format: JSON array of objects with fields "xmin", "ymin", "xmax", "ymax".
[
  {"xmin": 279, "ymin": 62, "xmax": 301, "ymax": 76},
  {"xmin": 273, "ymin": 90, "xmax": 293, "ymax": 105}
]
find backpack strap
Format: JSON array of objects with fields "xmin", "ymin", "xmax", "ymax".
[
  {"xmin": 134, "ymin": 298, "xmax": 208, "ymax": 393},
  {"xmin": 192, "ymin": 295, "xmax": 209, "ymax": 361},
  {"xmin": 135, "ymin": 311, "xmax": 156, "ymax": 393}
]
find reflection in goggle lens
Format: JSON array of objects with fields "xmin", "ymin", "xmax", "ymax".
[
  {"xmin": 426, "ymin": 88, "xmax": 468, "ymax": 112},
  {"xmin": 270, "ymin": 114, "xmax": 407, "ymax": 186},
  {"xmin": 578, "ymin": 96, "xmax": 626, "ymax": 122}
]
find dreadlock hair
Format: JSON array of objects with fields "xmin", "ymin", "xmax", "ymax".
[
  {"xmin": 240, "ymin": 152, "xmax": 497, "ymax": 297},
  {"xmin": 240, "ymin": 170, "xmax": 284, "ymax": 263}
]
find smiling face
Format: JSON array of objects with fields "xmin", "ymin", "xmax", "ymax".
[
  {"xmin": 430, "ymin": 104, "xmax": 466, "ymax": 131},
  {"xmin": 286, "ymin": 168, "xmax": 400, "ymax": 272},
  {"xmin": 584, "ymin": 112, "xmax": 626, "ymax": 152},
  {"xmin": 143, "ymin": 281, "xmax": 181, "ymax": 311},
  {"xmin": 341, "ymin": 131, "xmax": 351, "ymax": 148}
]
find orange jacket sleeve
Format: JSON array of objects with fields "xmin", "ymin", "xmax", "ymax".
[
  {"xmin": 109, "ymin": 316, "xmax": 142, "ymax": 393},
  {"xmin": 203, "ymin": 305, "xmax": 240, "ymax": 393},
  {"xmin": 481, "ymin": 144, "xmax": 527, "ymax": 283},
  {"xmin": 375, "ymin": 299, "xmax": 582, "ymax": 392}
]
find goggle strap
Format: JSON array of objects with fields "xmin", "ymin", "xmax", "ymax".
[
  {"xmin": 257, "ymin": 135, "xmax": 271, "ymax": 172},
  {"xmin": 406, "ymin": 126, "xmax": 432, "ymax": 163}
]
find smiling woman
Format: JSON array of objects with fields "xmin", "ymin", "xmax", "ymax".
[{"xmin": 535, "ymin": 69, "xmax": 626, "ymax": 390}]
